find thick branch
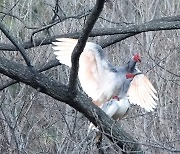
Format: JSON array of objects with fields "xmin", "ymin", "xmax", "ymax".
[
  {"xmin": 0, "ymin": 15, "xmax": 180, "ymax": 51},
  {"xmin": 0, "ymin": 55, "xmax": 143, "ymax": 153},
  {"xmin": 100, "ymin": 33, "xmax": 138, "ymax": 48},
  {"xmin": 0, "ymin": 59, "xmax": 61, "ymax": 91},
  {"xmin": 68, "ymin": 0, "xmax": 106, "ymax": 94},
  {"xmin": 88, "ymin": 17, "xmax": 180, "ymax": 36}
]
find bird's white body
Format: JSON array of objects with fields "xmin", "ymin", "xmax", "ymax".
[
  {"xmin": 88, "ymin": 97, "xmax": 130, "ymax": 133},
  {"xmin": 101, "ymin": 97, "xmax": 130, "ymax": 120}
]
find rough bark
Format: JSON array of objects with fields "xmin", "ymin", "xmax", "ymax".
[{"xmin": 0, "ymin": 55, "xmax": 143, "ymax": 153}]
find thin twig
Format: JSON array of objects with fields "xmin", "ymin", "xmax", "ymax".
[
  {"xmin": 0, "ymin": 12, "xmax": 38, "ymax": 29},
  {"xmin": 0, "ymin": 0, "xmax": 20, "ymax": 22},
  {"xmin": 30, "ymin": 10, "xmax": 91, "ymax": 42}
]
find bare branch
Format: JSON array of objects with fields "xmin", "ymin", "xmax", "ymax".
[
  {"xmin": 90, "ymin": 16, "xmax": 180, "ymax": 36},
  {"xmin": 0, "ymin": 59, "xmax": 61, "ymax": 91},
  {"xmin": 0, "ymin": 15, "xmax": 180, "ymax": 52},
  {"xmin": 0, "ymin": 55, "xmax": 143, "ymax": 153},
  {"xmin": 0, "ymin": 0, "xmax": 20, "ymax": 21},
  {"xmin": 38, "ymin": 59, "xmax": 61, "ymax": 72},
  {"xmin": 30, "ymin": 9, "xmax": 91, "ymax": 42},
  {"xmin": 0, "ymin": 80, "xmax": 17, "ymax": 91},
  {"xmin": 0, "ymin": 21, "xmax": 34, "ymax": 71},
  {"xmin": 0, "ymin": 11, "xmax": 38, "ymax": 29},
  {"xmin": 99, "ymin": 33, "xmax": 138, "ymax": 48},
  {"xmin": 68, "ymin": 0, "xmax": 106, "ymax": 95}
]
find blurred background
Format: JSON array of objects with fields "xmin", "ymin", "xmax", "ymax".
[{"xmin": 0, "ymin": 0, "xmax": 180, "ymax": 153}]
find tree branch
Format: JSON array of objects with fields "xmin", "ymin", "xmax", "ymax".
[
  {"xmin": 30, "ymin": 9, "xmax": 91, "ymax": 42},
  {"xmin": 0, "ymin": 59, "xmax": 61, "ymax": 91},
  {"xmin": 0, "ymin": 11, "xmax": 38, "ymax": 29},
  {"xmin": 0, "ymin": 55, "xmax": 143, "ymax": 153},
  {"xmin": 88, "ymin": 16, "xmax": 180, "ymax": 36},
  {"xmin": 0, "ymin": 15, "xmax": 180, "ymax": 51},
  {"xmin": 68, "ymin": 0, "xmax": 106, "ymax": 95},
  {"xmin": 0, "ymin": 79, "xmax": 17, "ymax": 91},
  {"xmin": 0, "ymin": 22, "xmax": 33, "ymax": 69}
]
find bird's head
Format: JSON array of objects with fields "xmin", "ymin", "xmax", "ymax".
[
  {"xmin": 126, "ymin": 53, "xmax": 141, "ymax": 73},
  {"xmin": 133, "ymin": 53, "xmax": 141, "ymax": 63}
]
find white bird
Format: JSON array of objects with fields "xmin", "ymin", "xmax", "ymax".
[
  {"xmin": 52, "ymin": 38, "xmax": 158, "ymax": 134},
  {"xmin": 52, "ymin": 38, "xmax": 158, "ymax": 113}
]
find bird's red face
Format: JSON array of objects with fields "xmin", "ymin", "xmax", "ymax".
[
  {"xmin": 133, "ymin": 54, "xmax": 141, "ymax": 63},
  {"xmin": 126, "ymin": 73, "xmax": 135, "ymax": 79}
]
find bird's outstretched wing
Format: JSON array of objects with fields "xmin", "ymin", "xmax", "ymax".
[
  {"xmin": 53, "ymin": 38, "xmax": 78, "ymax": 67},
  {"xmin": 127, "ymin": 73, "xmax": 158, "ymax": 111},
  {"xmin": 52, "ymin": 38, "xmax": 119, "ymax": 106}
]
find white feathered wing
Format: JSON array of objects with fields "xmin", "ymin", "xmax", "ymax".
[
  {"xmin": 127, "ymin": 73, "xmax": 158, "ymax": 111},
  {"xmin": 53, "ymin": 38, "xmax": 125, "ymax": 106},
  {"xmin": 52, "ymin": 38, "xmax": 158, "ymax": 112}
]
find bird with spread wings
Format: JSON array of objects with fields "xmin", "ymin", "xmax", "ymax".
[{"xmin": 52, "ymin": 38, "xmax": 158, "ymax": 122}]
